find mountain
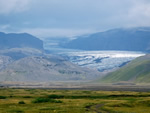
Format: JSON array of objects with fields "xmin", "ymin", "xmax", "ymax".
[
  {"xmin": 0, "ymin": 48, "xmax": 44, "ymax": 60},
  {"xmin": 0, "ymin": 56, "xmax": 100, "ymax": 82},
  {"xmin": 61, "ymin": 27, "xmax": 150, "ymax": 52},
  {"xmin": 0, "ymin": 32, "xmax": 45, "ymax": 60},
  {"xmin": 98, "ymin": 54, "xmax": 150, "ymax": 84},
  {"xmin": 0, "ymin": 32, "xmax": 43, "ymax": 50},
  {"xmin": 0, "ymin": 55, "xmax": 13, "ymax": 70},
  {"xmin": 0, "ymin": 32, "xmax": 101, "ymax": 82}
]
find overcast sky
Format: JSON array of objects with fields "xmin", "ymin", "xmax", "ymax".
[{"xmin": 0, "ymin": 0, "xmax": 150, "ymax": 38}]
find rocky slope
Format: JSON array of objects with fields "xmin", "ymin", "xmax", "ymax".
[{"xmin": 0, "ymin": 55, "xmax": 100, "ymax": 82}]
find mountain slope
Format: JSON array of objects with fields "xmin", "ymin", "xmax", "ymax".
[
  {"xmin": 0, "ymin": 32, "xmax": 101, "ymax": 82},
  {"xmin": 0, "ymin": 32, "xmax": 43, "ymax": 50},
  {"xmin": 99, "ymin": 55, "xmax": 150, "ymax": 83},
  {"xmin": 62, "ymin": 27, "xmax": 150, "ymax": 52},
  {"xmin": 0, "ymin": 55, "xmax": 101, "ymax": 82},
  {"xmin": 0, "ymin": 55, "xmax": 13, "ymax": 70}
]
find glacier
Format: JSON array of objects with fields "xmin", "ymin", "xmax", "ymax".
[{"xmin": 58, "ymin": 50, "xmax": 145, "ymax": 72}]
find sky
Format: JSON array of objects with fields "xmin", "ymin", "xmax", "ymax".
[{"xmin": 0, "ymin": 0, "xmax": 150, "ymax": 38}]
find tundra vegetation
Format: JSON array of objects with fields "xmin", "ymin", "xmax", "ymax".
[{"xmin": 0, "ymin": 88, "xmax": 150, "ymax": 113}]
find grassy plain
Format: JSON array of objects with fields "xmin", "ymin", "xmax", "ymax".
[{"xmin": 0, "ymin": 88, "xmax": 150, "ymax": 113}]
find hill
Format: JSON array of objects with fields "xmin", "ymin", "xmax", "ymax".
[
  {"xmin": 61, "ymin": 27, "xmax": 150, "ymax": 52},
  {"xmin": 0, "ymin": 55, "xmax": 100, "ymax": 82},
  {"xmin": 0, "ymin": 32, "xmax": 43, "ymax": 50},
  {"xmin": 98, "ymin": 54, "xmax": 150, "ymax": 84}
]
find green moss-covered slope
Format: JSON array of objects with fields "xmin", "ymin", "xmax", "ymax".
[{"xmin": 99, "ymin": 55, "xmax": 150, "ymax": 83}]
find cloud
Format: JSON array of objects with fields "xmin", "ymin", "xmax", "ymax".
[
  {"xmin": 125, "ymin": 0, "xmax": 150, "ymax": 27},
  {"xmin": 0, "ymin": 24, "xmax": 11, "ymax": 30},
  {"xmin": 0, "ymin": 0, "xmax": 150, "ymax": 37},
  {"xmin": 0, "ymin": 0, "xmax": 31, "ymax": 14},
  {"xmin": 20, "ymin": 28, "xmax": 98, "ymax": 38},
  {"xmin": 22, "ymin": 0, "xmax": 150, "ymax": 29}
]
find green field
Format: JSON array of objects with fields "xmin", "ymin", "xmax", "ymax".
[{"xmin": 0, "ymin": 88, "xmax": 150, "ymax": 113}]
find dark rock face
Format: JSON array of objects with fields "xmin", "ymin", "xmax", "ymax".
[
  {"xmin": 0, "ymin": 32, "xmax": 43, "ymax": 50},
  {"xmin": 62, "ymin": 28, "xmax": 150, "ymax": 52}
]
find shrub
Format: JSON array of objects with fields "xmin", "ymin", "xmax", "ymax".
[
  {"xmin": 18, "ymin": 101, "xmax": 25, "ymax": 104},
  {"xmin": 48, "ymin": 94, "xmax": 64, "ymax": 99},
  {"xmin": 9, "ymin": 95, "xmax": 13, "ymax": 98},
  {"xmin": 32, "ymin": 98, "xmax": 50, "ymax": 103},
  {"xmin": 0, "ymin": 96, "xmax": 6, "ymax": 99},
  {"xmin": 32, "ymin": 97, "xmax": 63, "ymax": 103}
]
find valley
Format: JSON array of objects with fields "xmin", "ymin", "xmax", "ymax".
[
  {"xmin": 43, "ymin": 37, "xmax": 145, "ymax": 72},
  {"xmin": 0, "ymin": 30, "xmax": 150, "ymax": 113},
  {"xmin": 0, "ymin": 31, "xmax": 149, "ymax": 85},
  {"xmin": 1, "ymin": 1, "xmax": 150, "ymax": 112}
]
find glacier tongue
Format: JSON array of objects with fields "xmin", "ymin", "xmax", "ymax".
[{"xmin": 59, "ymin": 51, "xmax": 145, "ymax": 72}]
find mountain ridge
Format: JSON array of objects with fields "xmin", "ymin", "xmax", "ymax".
[
  {"xmin": 0, "ymin": 32, "xmax": 43, "ymax": 50},
  {"xmin": 61, "ymin": 27, "xmax": 150, "ymax": 52}
]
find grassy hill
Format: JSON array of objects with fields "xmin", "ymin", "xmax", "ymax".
[{"xmin": 98, "ymin": 54, "xmax": 150, "ymax": 84}]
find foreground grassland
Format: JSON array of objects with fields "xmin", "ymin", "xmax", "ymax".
[{"xmin": 0, "ymin": 88, "xmax": 150, "ymax": 113}]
